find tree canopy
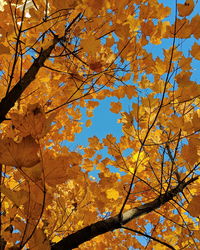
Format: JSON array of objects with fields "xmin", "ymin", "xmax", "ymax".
[{"xmin": 0, "ymin": 0, "xmax": 200, "ymax": 249}]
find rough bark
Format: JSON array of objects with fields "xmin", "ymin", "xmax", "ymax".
[{"xmin": 51, "ymin": 177, "xmax": 198, "ymax": 250}]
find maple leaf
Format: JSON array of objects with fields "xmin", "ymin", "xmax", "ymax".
[
  {"xmin": 86, "ymin": 119, "xmax": 92, "ymax": 127},
  {"xmin": 10, "ymin": 103, "xmax": 56, "ymax": 139},
  {"xmin": 182, "ymin": 140, "xmax": 199, "ymax": 165},
  {"xmin": 0, "ymin": 1, "xmax": 200, "ymax": 249},
  {"xmin": 89, "ymin": 61, "xmax": 103, "ymax": 72},
  {"xmin": 187, "ymin": 195, "xmax": 200, "ymax": 217},
  {"xmin": 1, "ymin": 186, "xmax": 28, "ymax": 207},
  {"xmin": 190, "ymin": 42, "xmax": 200, "ymax": 60},
  {"xmin": 0, "ymin": 135, "xmax": 40, "ymax": 168},
  {"xmin": 177, "ymin": 0, "xmax": 194, "ymax": 17},
  {"xmin": 29, "ymin": 228, "xmax": 50, "ymax": 250},
  {"xmin": 42, "ymin": 153, "xmax": 69, "ymax": 187},
  {"xmin": 125, "ymin": 85, "xmax": 137, "ymax": 99},
  {"xmin": 106, "ymin": 188, "xmax": 119, "ymax": 200},
  {"xmin": 128, "ymin": 151, "xmax": 148, "ymax": 174},
  {"xmin": 175, "ymin": 71, "xmax": 195, "ymax": 86},
  {"xmin": 118, "ymin": 112, "xmax": 133, "ymax": 128},
  {"xmin": 110, "ymin": 101, "xmax": 122, "ymax": 114},
  {"xmin": 0, "ymin": 44, "xmax": 10, "ymax": 55},
  {"xmin": 191, "ymin": 15, "xmax": 200, "ymax": 39},
  {"xmin": 81, "ymin": 36, "xmax": 101, "ymax": 56}
]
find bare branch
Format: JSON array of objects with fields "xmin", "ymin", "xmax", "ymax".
[{"xmin": 122, "ymin": 226, "xmax": 175, "ymax": 250}]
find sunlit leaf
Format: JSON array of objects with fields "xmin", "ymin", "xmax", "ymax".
[{"xmin": 106, "ymin": 188, "xmax": 119, "ymax": 200}]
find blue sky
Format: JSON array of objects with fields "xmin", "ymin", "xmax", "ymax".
[
  {"xmin": 66, "ymin": 0, "xmax": 200, "ymax": 149},
  {"xmin": 61, "ymin": 2, "xmax": 200, "ymax": 247}
]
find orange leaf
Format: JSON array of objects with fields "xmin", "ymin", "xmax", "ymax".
[
  {"xmin": 187, "ymin": 195, "xmax": 200, "ymax": 217},
  {"xmin": 125, "ymin": 85, "xmax": 137, "ymax": 99},
  {"xmin": 81, "ymin": 36, "xmax": 101, "ymax": 55},
  {"xmin": 190, "ymin": 42, "xmax": 200, "ymax": 60},
  {"xmin": 89, "ymin": 61, "xmax": 103, "ymax": 72},
  {"xmin": 177, "ymin": 0, "xmax": 194, "ymax": 17},
  {"xmin": 10, "ymin": 103, "xmax": 56, "ymax": 139},
  {"xmin": 43, "ymin": 154, "xmax": 69, "ymax": 187},
  {"xmin": 175, "ymin": 71, "xmax": 195, "ymax": 86},
  {"xmin": 110, "ymin": 101, "xmax": 122, "ymax": 114},
  {"xmin": 103, "ymin": 134, "xmax": 116, "ymax": 145},
  {"xmin": 191, "ymin": 14, "xmax": 200, "ymax": 39},
  {"xmin": 86, "ymin": 119, "xmax": 92, "ymax": 127},
  {"xmin": 118, "ymin": 112, "xmax": 133, "ymax": 128},
  {"xmin": 0, "ymin": 136, "xmax": 40, "ymax": 168},
  {"xmin": 182, "ymin": 140, "xmax": 199, "ymax": 165},
  {"xmin": 29, "ymin": 228, "xmax": 50, "ymax": 250},
  {"xmin": 1, "ymin": 186, "xmax": 28, "ymax": 207},
  {"xmin": 0, "ymin": 44, "xmax": 10, "ymax": 55}
]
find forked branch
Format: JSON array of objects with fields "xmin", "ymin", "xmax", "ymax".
[
  {"xmin": 0, "ymin": 12, "xmax": 82, "ymax": 124},
  {"xmin": 51, "ymin": 176, "xmax": 198, "ymax": 250}
]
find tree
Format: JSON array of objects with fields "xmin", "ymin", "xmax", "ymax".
[{"xmin": 0, "ymin": 0, "xmax": 199, "ymax": 249}]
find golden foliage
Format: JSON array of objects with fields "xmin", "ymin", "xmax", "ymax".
[{"xmin": 0, "ymin": 0, "xmax": 199, "ymax": 249}]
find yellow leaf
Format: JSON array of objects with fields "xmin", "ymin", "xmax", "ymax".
[
  {"xmin": 132, "ymin": 151, "xmax": 147, "ymax": 163},
  {"xmin": 7, "ymin": 178, "xmax": 19, "ymax": 190},
  {"xmin": 0, "ymin": 0, "xmax": 6, "ymax": 11},
  {"xmin": 177, "ymin": 0, "xmax": 194, "ymax": 17},
  {"xmin": 52, "ymin": 235, "xmax": 62, "ymax": 243},
  {"xmin": 155, "ymin": 58, "xmax": 168, "ymax": 75},
  {"xmin": 190, "ymin": 42, "xmax": 200, "ymax": 60},
  {"xmin": 118, "ymin": 112, "xmax": 133, "ymax": 128},
  {"xmin": 126, "ymin": 15, "xmax": 140, "ymax": 32},
  {"xmin": 154, "ymin": 244, "xmax": 168, "ymax": 250},
  {"xmin": 129, "ymin": 151, "xmax": 148, "ymax": 173},
  {"xmin": 106, "ymin": 188, "xmax": 119, "ymax": 200}
]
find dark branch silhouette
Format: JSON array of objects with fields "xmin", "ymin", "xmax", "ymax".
[{"xmin": 51, "ymin": 176, "xmax": 198, "ymax": 250}]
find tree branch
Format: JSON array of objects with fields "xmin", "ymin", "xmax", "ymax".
[
  {"xmin": 122, "ymin": 226, "xmax": 175, "ymax": 250},
  {"xmin": 0, "ymin": 12, "xmax": 82, "ymax": 124},
  {"xmin": 51, "ymin": 176, "xmax": 198, "ymax": 250},
  {"xmin": 0, "ymin": 36, "xmax": 58, "ymax": 124}
]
